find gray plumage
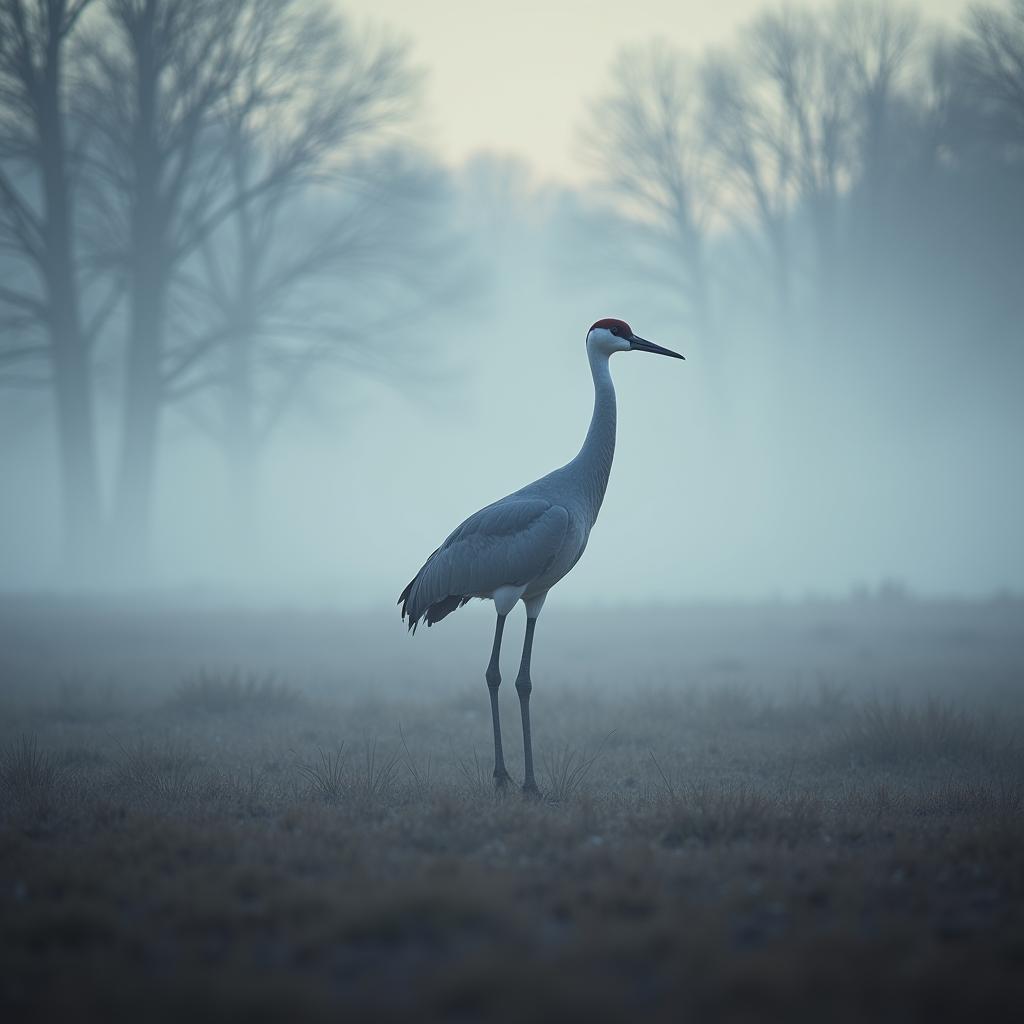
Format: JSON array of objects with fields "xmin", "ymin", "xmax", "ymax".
[
  {"xmin": 399, "ymin": 500, "xmax": 570, "ymax": 631},
  {"xmin": 398, "ymin": 319, "xmax": 683, "ymax": 793}
]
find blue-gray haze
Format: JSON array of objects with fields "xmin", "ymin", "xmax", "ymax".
[{"xmin": 0, "ymin": 0, "xmax": 1021, "ymax": 606}]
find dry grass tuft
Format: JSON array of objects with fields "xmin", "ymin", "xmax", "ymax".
[
  {"xmin": 399, "ymin": 724, "xmax": 435, "ymax": 795},
  {"xmin": 0, "ymin": 735, "xmax": 76, "ymax": 832},
  {"xmin": 114, "ymin": 738, "xmax": 198, "ymax": 802},
  {"xmin": 833, "ymin": 698, "xmax": 993, "ymax": 764},
  {"xmin": 294, "ymin": 739, "xmax": 400, "ymax": 810},
  {"xmin": 169, "ymin": 670, "xmax": 303, "ymax": 714},
  {"xmin": 220, "ymin": 766, "xmax": 271, "ymax": 816},
  {"xmin": 0, "ymin": 735, "xmax": 66, "ymax": 816},
  {"xmin": 542, "ymin": 733, "xmax": 612, "ymax": 803},
  {"xmin": 452, "ymin": 745, "xmax": 490, "ymax": 796},
  {"xmin": 294, "ymin": 744, "xmax": 348, "ymax": 802},
  {"xmin": 352, "ymin": 739, "xmax": 401, "ymax": 808}
]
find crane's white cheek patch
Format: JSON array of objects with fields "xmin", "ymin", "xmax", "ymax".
[
  {"xmin": 491, "ymin": 584, "xmax": 527, "ymax": 616},
  {"xmin": 586, "ymin": 328, "xmax": 629, "ymax": 356}
]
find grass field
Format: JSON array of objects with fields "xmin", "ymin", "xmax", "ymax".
[{"xmin": 1, "ymin": 594, "xmax": 1023, "ymax": 1021}]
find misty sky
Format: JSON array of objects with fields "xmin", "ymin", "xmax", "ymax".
[
  {"xmin": 1, "ymin": 0, "xmax": 1020, "ymax": 608},
  {"xmin": 345, "ymin": 0, "xmax": 974, "ymax": 184}
]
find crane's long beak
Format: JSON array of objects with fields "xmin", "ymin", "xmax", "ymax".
[{"xmin": 629, "ymin": 335, "xmax": 684, "ymax": 359}]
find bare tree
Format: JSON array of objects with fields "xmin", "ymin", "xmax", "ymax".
[
  {"xmin": 833, "ymin": 0, "xmax": 919, "ymax": 205},
  {"xmin": 73, "ymin": 0, "xmax": 253, "ymax": 572},
  {"xmin": 73, "ymin": 0, "xmax": 426, "ymax": 574},
  {"xmin": 581, "ymin": 44, "xmax": 717, "ymax": 357},
  {"xmin": 825, "ymin": 2, "xmax": 922, "ymax": 292},
  {"xmin": 179, "ymin": 153, "xmax": 450, "ymax": 547},
  {"xmin": 0, "ymin": 0, "xmax": 105, "ymax": 575},
  {"xmin": 161, "ymin": 5, "xmax": 436, "ymax": 550},
  {"xmin": 960, "ymin": 0, "xmax": 1024, "ymax": 153},
  {"xmin": 701, "ymin": 53, "xmax": 797, "ymax": 321},
  {"xmin": 701, "ymin": 3, "xmax": 919, "ymax": 323},
  {"xmin": 742, "ymin": 7, "xmax": 856, "ymax": 304},
  {"xmin": 701, "ymin": 9, "xmax": 849, "ymax": 324}
]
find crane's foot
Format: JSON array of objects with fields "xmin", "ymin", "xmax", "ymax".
[
  {"xmin": 522, "ymin": 780, "xmax": 542, "ymax": 800},
  {"xmin": 493, "ymin": 769, "xmax": 512, "ymax": 791}
]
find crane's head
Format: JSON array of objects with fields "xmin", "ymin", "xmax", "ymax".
[{"xmin": 586, "ymin": 318, "xmax": 684, "ymax": 360}]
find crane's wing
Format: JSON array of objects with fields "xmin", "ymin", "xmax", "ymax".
[{"xmin": 399, "ymin": 498, "xmax": 570, "ymax": 631}]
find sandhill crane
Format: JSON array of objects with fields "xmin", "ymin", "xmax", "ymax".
[{"xmin": 399, "ymin": 318, "xmax": 683, "ymax": 794}]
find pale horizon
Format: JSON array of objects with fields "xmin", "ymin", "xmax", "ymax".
[{"xmin": 343, "ymin": 0, "xmax": 975, "ymax": 185}]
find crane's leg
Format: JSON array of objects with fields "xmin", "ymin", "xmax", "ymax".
[
  {"xmin": 516, "ymin": 593, "xmax": 547, "ymax": 797},
  {"xmin": 486, "ymin": 612, "xmax": 511, "ymax": 788}
]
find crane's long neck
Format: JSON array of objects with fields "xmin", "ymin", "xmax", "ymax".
[{"xmin": 571, "ymin": 347, "xmax": 617, "ymax": 523}]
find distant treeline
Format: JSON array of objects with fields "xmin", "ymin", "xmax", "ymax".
[{"xmin": 580, "ymin": 0, "xmax": 1024, "ymax": 412}]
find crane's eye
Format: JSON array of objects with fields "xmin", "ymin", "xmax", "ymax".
[{"xmin": 610, "ymin": 325, "xmax": 620, "ymax": 336}]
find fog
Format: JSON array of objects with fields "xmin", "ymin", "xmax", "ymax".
[
  {"xmin": 1, "ymin": 0, "xmax": 1022, "ymax": 607},
  {"xmin": 4, "ymin": 6, "xmax": 1024, "ymax": 1018}
]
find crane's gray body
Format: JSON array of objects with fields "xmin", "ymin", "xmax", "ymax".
[{"xmin": 400, "ymin": 346, "xmax": 617, "ymax": 629}]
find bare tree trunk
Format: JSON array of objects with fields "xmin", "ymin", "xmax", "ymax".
[
  {"xmin": 114, "ymin": 245, "xmax": 164, "ymax": 575},
  {"xmin": 222, "ymin": 147, "xmax": 260, "ymax": 562},
  {"xmin": 111, "ymin": 23, "xmax": 166, "ymax": 578},
  {"xmin": 50, "ymin": 325, "xmax": 100, "ymax": 574},
  {"xmin": 114, "ymin": 71, "xmax": 164, "ymax": 576},
  {"xmin": 38, "ymin": 23, "xmax": 101, "ymax": 577}
]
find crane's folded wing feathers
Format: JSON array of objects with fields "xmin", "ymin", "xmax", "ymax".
[{"xmin": 399, "ymin": 499, "xmax": 570, "ymax": 631}]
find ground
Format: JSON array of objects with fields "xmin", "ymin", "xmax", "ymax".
[{"xmin": 1, "ymin": 594, "xmax": 1022, "ymax": 1021}]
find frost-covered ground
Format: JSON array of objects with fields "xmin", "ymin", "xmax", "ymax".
[{"xmin": 2, "ymin": 596, "xmax": 1022, "ymax": 1021}]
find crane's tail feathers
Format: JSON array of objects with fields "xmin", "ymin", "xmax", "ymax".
[
  {"xmin": 398, "ymin": 566, "xmax": 472, "ymax": 634},
  {"xmin": 397, "ymin": 578, "xmax": 417, "ymax": 631},
  {"xmin": 424, "ymin": 594, "xmax": 472, "ymax": 628}
]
